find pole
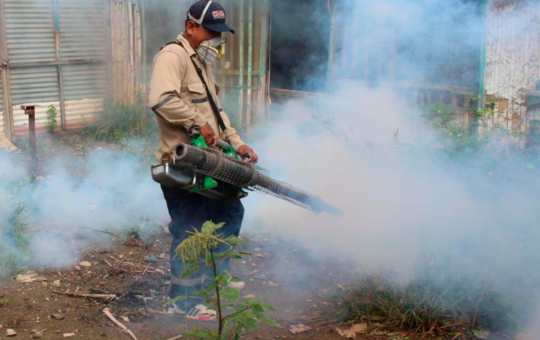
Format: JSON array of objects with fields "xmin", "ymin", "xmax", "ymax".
[
  {"xmin": 238, "ymin": 0, "xmax": 245, "ymax": 125},
  {"xmin": 246, "ymin": 0, "xmax": 253, "ymax": 125},
  {"xmin": 22, "ymin": 105, "xmax": 38, "ymax": 175}
]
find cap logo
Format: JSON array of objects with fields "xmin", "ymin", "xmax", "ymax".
[{"xmin": 212, "ymin": 10, "xmax": 225, "ymax": 19}]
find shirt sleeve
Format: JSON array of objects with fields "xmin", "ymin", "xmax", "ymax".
[
  {"xmin": 218, "ymin": 109, "xmax": 245, "ymax": 149},
  {"xmin": 148, "ymin": 51, "xmax": 208, "ymax": 129}
]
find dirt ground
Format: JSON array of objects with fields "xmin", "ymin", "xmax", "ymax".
[
  {"xmin": 0, "ymin": 132, "xmax": 372, "ymax": 340},
  {"xmin": 0, "ymin": 228, "xmax": 367, "ymax": 340}
]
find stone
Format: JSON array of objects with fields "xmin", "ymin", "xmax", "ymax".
[
  {"xmin": 30, "ymin": 329, "xmax": 43, "ymax": 338},
  {"xmin": 79, "ymin": 261, "xmax": 91, "ymax": 267},
  {"xmin": 6, "ymin": 328, "xmax": 17, "ymax": 337},
  {"xmin": 51, "ymin": 314, "xmax": 65, "ymax": 320}
]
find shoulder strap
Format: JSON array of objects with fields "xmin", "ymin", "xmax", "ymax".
[{"xmin": 160, "ymin": 41, "xmax": 228, "ymax": 133}]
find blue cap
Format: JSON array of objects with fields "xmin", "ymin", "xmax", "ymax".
[{"xmin": 187, "ymin": 0, "xmax": 235, "ymax": 34}]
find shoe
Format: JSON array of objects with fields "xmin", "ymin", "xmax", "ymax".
[
  {"xmin": 186, "ymin": 304, "xmax": 217, "ymax": 322},
  {"xmin": 167, "ymin": 302, "xmax": 188, "ymax": 315},
  {"xmin": 227, "ymin": 280, "xmax": 246, "ymax": 291},
  {"xmin": 168, "ymin": 303, "xmax": 217, "ymax": 322}
]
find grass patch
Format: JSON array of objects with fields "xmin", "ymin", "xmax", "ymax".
[
  {"xmin": 0, "ymin": 195, "xmax": 33, "ymax": 281},
  {"xmin": 336, "ymin": 262, "xmax": 518, "ymax": 338},
  {"xmin": 83, "ymin": 94, "xmax": 157, "ymax": 143}
]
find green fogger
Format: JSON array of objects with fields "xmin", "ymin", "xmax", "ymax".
[{"xmin": 151, "ymin": 130, "xmax": 343, "ymax": 217}]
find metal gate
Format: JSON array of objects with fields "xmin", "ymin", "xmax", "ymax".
[{"xmin": 0, "ymin": 0, "xmax": 109, "ymax": 138}]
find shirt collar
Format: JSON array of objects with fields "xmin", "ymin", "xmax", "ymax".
[{"xmin": 177, "ymin": 34, "xmax": 196, "ymax": 57}]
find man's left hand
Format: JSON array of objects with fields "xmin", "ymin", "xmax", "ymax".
[{"xmin": 238, "ymin": 145, "xmax": 259, "ymax": 164}]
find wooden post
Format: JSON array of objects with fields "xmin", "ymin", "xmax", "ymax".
[
  {"xmin": 0, "ymin": 0, "xmax": 13, "ymax": 141},
  {"xmin": 53, "ymin": 0, "xmax": 67, "ymax": 130},
  {"xmin": 21, "ymin": 105, "xmax": 38, "ymax": 175}
]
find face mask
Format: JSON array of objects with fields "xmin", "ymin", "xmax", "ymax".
[{"xmin": 197, "ymin": 35, "xmax": 226, "ymax": 65}]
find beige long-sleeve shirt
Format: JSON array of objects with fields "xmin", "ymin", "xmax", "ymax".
[{"xmin": 149, "ymin": 34, "xmax": 244, "ymax": 162}]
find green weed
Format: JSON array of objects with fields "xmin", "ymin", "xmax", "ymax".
[
  {"xmin": 167, "ymin": 220, "xmax": 280, "ymax": 339},
  {"xmin": 84, "ymin": 94, "xmax": 156, "ymax": 143},
  {"xmin": 46, "ymin": 104, "xmax": 59, "ymax": 134},
  {"xmin": 336, "ymin": 262, "xmax": 517, "ymax": 338}
]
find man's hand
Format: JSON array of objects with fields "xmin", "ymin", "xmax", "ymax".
[
  {"xmin": 238, "ymin": 145, "xmax": 259, "ymax": 164},
  {"xmin": 200, "ymin": 122, "xmax": 217, "ymax": 147}
]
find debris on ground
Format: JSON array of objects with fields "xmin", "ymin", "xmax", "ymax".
[
  {"xmin": 103, "ymin": 308, "xmax": 138, "ymax": 340},
  {"xmin": 63, "ymin": 333, "xmax": 75, "ymax": 338},
  {"xmin": 350, "ymin": 323, "xmax": 367, "ymax": 334},
  {"xmin": 53, "ymin": 290, "xmax": 117, "ymax": 301},
  {"xmin": 30, "ymin": 329, "xmax": 43, "ymax": 338},
  {"xmin": 0, "ymin": 134, "xmax": 18, "ymax": 152},
  {"xmin": 79, "ymin": 261, "xmax": 92, "ymax": 267},
  {"xmin": 290, "ymin": 324, "xmax": 312, "ymax": 334},
  {"xmin": 166, "ymin": 336, "xmax": 183, "ymax": 340},
  {"xmin": 474, "ymin": 329, "xmax": 490, "ymax": 339},
  {"xmin": 16, "ymin": 271, "xmax": 47, "ymax": 283},
  {"xmin": 336, "ymin": 324, "xmax": 368, "ymax": 339},
  {"xmin": 6, "ymin": 328, "xmax": 17, "ymax": 337},
  {"xmin": 51, "ymin": 313, "xmax": 65, "ymax": 320},
  {"xmin": 335, "ymin": 327, "xmax": 356, "ymax": 339}
]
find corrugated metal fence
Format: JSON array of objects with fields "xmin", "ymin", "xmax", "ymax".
[{"xmin": 0, "ymin": 0, "xmax": 139, "ymax": 140}]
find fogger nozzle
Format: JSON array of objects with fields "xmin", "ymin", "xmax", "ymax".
[{"xmin": 173, "ymin": 143, "xmax": 343, "ymax": 217}]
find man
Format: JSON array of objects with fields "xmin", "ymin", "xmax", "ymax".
[{"xmin": 148, "ymin": 0, "xmax": 258, "ymax": 321}]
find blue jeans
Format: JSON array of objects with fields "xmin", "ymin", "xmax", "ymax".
[{"xmin": 160, "ymin": 185, "xmax": 245, "ymax": 309}]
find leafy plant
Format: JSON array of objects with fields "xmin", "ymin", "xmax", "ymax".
[
  {"xmin": 421, "ymin": 103, "xmax": 488, "ymax": 160},
  {"xmin": 167, "ymin": 221, "xmax": 280, "ymax": 339},
  {"xmin": 45, "ymin": 104, "xmax": 58, "ymax": 134}
]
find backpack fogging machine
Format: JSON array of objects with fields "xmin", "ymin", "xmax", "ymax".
[{"xmin": 151, "ymin": 131, "xmax": 343, "ymax": 217}]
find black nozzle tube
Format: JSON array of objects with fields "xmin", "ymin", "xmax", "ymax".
[{"xmin": 175, "ymin": 143, "xmax": 206, "ymax": 164}]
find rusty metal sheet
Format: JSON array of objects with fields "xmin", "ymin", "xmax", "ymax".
[
  {"xmin": 4, "ymin": 0, "xmax": 56, "ymax": 63},
  {"xmin": 57, "ymin": 0, "xmax": 106, "ymax": 60},
  {"xmin": 9, "ymin": 66, "xmax": 60, "ymax": 133},
  {"xmin": 62, "ymin": 63, "xmax": 106, "ymax": 128}
]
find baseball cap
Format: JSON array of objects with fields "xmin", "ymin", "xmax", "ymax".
[{"xmin": 187, "ymin": 0, "xmax": 235, "ymax": 34}]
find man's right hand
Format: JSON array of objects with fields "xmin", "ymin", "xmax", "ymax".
[{"xmin": 200, "ymin": 122, "xmax": 218, "ymax": 147}]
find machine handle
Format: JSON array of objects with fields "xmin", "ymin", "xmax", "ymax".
[{"xmin": 217, "ymin": 139, "xmax": 250, "ymax": 159}]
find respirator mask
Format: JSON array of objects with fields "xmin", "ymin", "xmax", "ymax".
[
  {"xmin": 197, "ymin": 35, "xmax": 227, "ymax": 65},
  {"xmin": 187, "ymin": 0, "xmax": 229, "ymax": 65}
]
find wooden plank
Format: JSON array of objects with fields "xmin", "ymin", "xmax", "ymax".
[
  {"xmin": 395, "ymin": 80, "xmax": 474, "ymax": 96},
  {"xmin": 53, "ymin": 0, "xmax": 67, "ymax": 130},
  {"xmin": 103, "ymin": 0, "xmax": 113, "ymax": 106},
  {"xmin": 0, "ymin": 0, "xmax": 13, "ymax": 141},
  {"xmin": 270, "ymin": 88, "xmax": 322, "ymax": 98}
]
